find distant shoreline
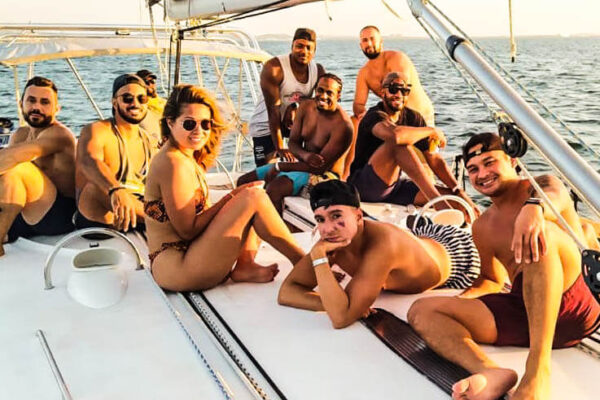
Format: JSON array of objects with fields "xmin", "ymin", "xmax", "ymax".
[{"xmin": 257, "ymin": 34, "xmax": 600, "ymax": 41}]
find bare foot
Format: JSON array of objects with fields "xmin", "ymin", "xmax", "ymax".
[
  {"xmin": 231, "ymin": 260, "xmax": 279, "ymax": 283},
  {"xmin": 511, "ymin": 371, "xmax": 550, "ymax": 400},
  {"xmin": 452, "ymin": 368, "xmax": 518, "ymax": 400}
]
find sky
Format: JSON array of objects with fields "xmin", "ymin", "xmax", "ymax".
[{"xmin": 2, "ymin": 0, "xmax": 599, "ymax": 38}]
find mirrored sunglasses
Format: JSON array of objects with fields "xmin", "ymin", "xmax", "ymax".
[
  {"xmin": 182, "ymin": 119, "xmax": 211, "ymax": 131},
  {"xmin": 119, "ymin": 93, "xmax": 149, "ymax": 104}
]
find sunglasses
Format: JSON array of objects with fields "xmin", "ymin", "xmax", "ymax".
[
  {"xmin": 145, "ymin": 78, "xmax": 156, "ymax": 85},
  {"xmin": 386, "ymin": 83, "xmax": 411, "ymax": 95},
  {"xmin": 118, "ymin": 93, "xmax": 149, "ymax": 104},
  {"xmin": 182, "ymin": 118, "xmax": 212, "ymax": 131}
]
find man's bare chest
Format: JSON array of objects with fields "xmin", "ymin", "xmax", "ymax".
[{"xmin": 104, "ymin": 135, "xmax": 146, "ymax": 173}]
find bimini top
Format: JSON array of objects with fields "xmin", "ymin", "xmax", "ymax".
[
  {"xmin": 0, "ymin": 24, "xmax": 271, "ymax": 66},
  {"xmin": 165, "ymin": 0, "xmax": 323, "ymax": 21}
]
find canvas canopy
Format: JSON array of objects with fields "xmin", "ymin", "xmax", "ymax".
[
  {"xmin": 0, "ymin": 28, "xmax": 270, "ymax": 66},
  {"xmin": 165, "ymin": 0, "xmax": 322, "ymax": 21}
]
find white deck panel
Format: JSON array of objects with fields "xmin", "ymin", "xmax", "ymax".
[
  {"xmin": 0, "ymin": 238, "xmax": 225, "ymax": 399},
  {"xmin": 205, "ymin": 232, "xmax": 600, "ymax": 400}
]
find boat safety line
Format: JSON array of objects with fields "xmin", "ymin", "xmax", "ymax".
[
  {"xmin": 36, "ymin": 329, "xmax": 74, "ymax": 400},
  {"xmin": 426, "ymin": 0, "xmax": 600, "ymax": 161},
  {"xmin": 186, "ymin": 291, "xmax": 287, "ymax": 400},
  {"xmin": 146, "ymin": 269, "xmax": 233, "ymax": 400}
]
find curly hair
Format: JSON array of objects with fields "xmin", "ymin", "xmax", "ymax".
[{"xmin": 160, "ymin": 84, "xmax": 227, "ymax": 170}]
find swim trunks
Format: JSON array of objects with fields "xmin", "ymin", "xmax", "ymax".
[
  {"xmin": 255, "ymin": 164, "xmax": 311, "ymax": 195},
  {"xmin": 252, "ymin": 135, "xmax": 276, "ymax": 167},
  {"xmin": 408, "ymin": 216, "xmax": 481, "ymax": 289},
  {"xmin": 7, "ymin": 192, "xmax": 76, "ymax": 242},
  {"xmin": 349, "ymin": 163, "xmax": 420, "ymax": 205},
  {"xmin": 479, "ymin": 273, "xmax": 600, "ymax": 348}
]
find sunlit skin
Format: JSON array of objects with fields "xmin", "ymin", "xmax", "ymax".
[
  {"xmin": 290, "ymin": 38, "xmax": 316, "ymax": 65},
  {"xmin": 144, "ymin": 76, "xmax": 157, "ymax": 98},
  {"xmin": 22, "ymin": 86, "xmax": 60, "ymax": 128},
  {"xmin": 167, "ymin": 103, "xmax": 211, "ymax": 153},
  {"xmin": 76, "ymin": 81, "xmax": 157, "ymax": 232},
  {"xmin": 314, "ymin": 205, "xmax": 359, "ymax": 245},
  {"xmin": 359, "ymin": 27, "xmax": 382, "ymax": 59},
  {"xmin": 278, "ymin": 200, "xmax": 457, "ymax": 329},
  {"xmin": 465, "ymin": 147, "xmax": 519, "ymax": 198},
  {"xmin": 314, "ymin": 77, "xmax": 341, "ymax": 113},
  {"xmin": 258, "ymin": 36, "xmax": 325, "ymax": 163},
  {"xmin": 0, "ymin": 82, "xmax": 76, "ymax": 256},
  {"xmin": 408, "ymin": 142, "xmax": 597, "ymax": 400},
  {"xmin": 237, "ymin": 75, "xmax": 353, "ymax": 213},
  {"xmin": 112, "ymin": 84, "xmax": 149, "ymax": 125}
]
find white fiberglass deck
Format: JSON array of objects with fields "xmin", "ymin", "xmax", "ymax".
[
  {"xmin": 0, "ymin": 237, "xmax": 227, "ymax": 399},
  {"xmin": 202, "ymin": 232, "xmax": 600, "ymax": 400}
]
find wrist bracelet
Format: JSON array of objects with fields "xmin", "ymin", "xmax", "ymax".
[
  {"xmin": 108, "ymin": 186, "xmax": 125, "ymax": 197},
  {"xmin": 311, "ymin": 257, "xmax": 329, "ymax": 268}
]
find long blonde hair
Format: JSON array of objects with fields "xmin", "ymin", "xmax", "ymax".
[{"xmin": 161, "ymin": 84, "xmax": 227, "ymax": 170}]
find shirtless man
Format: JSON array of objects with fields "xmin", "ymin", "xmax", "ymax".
[
  {"xmin": 0, "ymin": 76, "xmax": 76, "ymax": 255},
  {"xmin": 344, "ymin": 25, "xmax": 435, "ymax": 178},
  {"xmin": 248, "ymin": 28, "xmax": 325, "ymax": 166},
  {"xmin": 348, "ymin": 71, "xmax": 478, "ymax": 213},
  {"xmin": 408, "ymin": 132, "xmax": 600, "ymax": 400},
  {"xmin": 238, "ymin": 73, "xmax": 353, "ymax": 213},
  {"xmin": 76, "ymin": 74, "xmax": 157, "ymax": 232},
  {"xmin": 277, "ymin": 179, "xmax": 480, "ymax": 328}
]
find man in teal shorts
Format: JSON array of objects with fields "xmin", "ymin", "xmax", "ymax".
[{"xmin": 238, "ymin": 73, "xmax": 353, "ymax": 213}]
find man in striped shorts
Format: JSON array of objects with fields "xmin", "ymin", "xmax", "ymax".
[{"xmin": 278, "ymin": 179, "xmax": 480, "ymax": 328}]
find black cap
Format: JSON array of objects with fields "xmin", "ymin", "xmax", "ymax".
[
  {"xmin": 136, "ymin": 69, "xmax": 157, "ymax": 81},
  {"xmin": 112, "ymin": 74, "xmax": 146, "ymax": 97},
  {"xmin": 309, "ymin": 180, "xmax": 361, "ymax": 211},
  {"xmin": 293, "ymin": 28, "xmax": 316, "ymax": 43},
  {"xmin": 462, "ymin": 132, "xmax": 504, "ymax": 165}
]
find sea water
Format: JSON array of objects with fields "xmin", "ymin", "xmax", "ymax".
[{"xmin": 1, "ymin": 37, "xmax": 599, "ymax": 210}]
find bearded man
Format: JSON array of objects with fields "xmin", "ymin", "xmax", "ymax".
[
  {"xmin": 0, "ymin": 76, "xmax": 76, "ymax": 255},
  {"xmin": 75, "ymin": 74, "xmax": 157, "ymax": 232}
]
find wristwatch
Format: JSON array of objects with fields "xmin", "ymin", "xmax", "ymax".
[{"xmin": 524, "ymin": 197, "xmax": 543, "ymax": 207}]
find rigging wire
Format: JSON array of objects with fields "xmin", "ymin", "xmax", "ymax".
[
  {"xmin": 427, "ymin": 0, "xmax": 600, "ymax": 160},
  {"xmin": 411, "ymin": 7, "xmax": 600, "ymax": 244},
  {"xmin": 508, "ymin": 0, "xmax": 517, "ymax": 62}
]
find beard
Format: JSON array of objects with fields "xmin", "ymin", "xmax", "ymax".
[
  {"xmin": 116, "ymin": 105, "xmax": 147, "ymax": 124},
  {"xmin": 362, "ymin": 47, "xmax": 381, "ymax": 60},
  {"xmin": 24, "ymin": 110, "xmax": 53, "ymax": 128},
  {"xmin": 383, "ymin": 95, "xmax": 403, "ymax": 112}
]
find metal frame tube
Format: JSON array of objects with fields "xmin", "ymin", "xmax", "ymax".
[
  {"xmin": 36, "ymin": 330, "xmax": 73, "ymax": 400},
  {"xmin": 408, "ymin": 0, "xmax": 600, "ymax": 215},
  {"xmin": 65, "ymin": 58, "xmax": 104, "ymax": 119}
]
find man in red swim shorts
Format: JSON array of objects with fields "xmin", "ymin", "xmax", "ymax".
[{"xmin": 407, "ymin": 132, "xmax": 600, "ymax": 400}]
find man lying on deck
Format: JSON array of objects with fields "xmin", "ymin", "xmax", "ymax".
[
  {"xmin": 347, "ymin": 71, "xmax": 479, "ymax": 215},
  {"xmin": 237, "ymin": 73, "xmax": 353, "ymax": 213},
  {"xmin": 0, "ymin": 76, "xmax": 76, "ymax": 256},
  {"xmin": 277, "ymin": 179, "xmax": 481, "ymax": 329},
  {"xmin": 75, "ymin": 74, "xmax": 158, "ymax": 232},
  {"xmin": 408, "ymin": 132, "xmax": 600, "ymax": 400}
]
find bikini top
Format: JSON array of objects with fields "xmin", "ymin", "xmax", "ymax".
[
  {"xmin": 144, "ymin": 153, "xmax": 209, "ymax": 223},
  {"xmin": 111, "ymin": 119, "xmax": 154, "ymax": 196}
]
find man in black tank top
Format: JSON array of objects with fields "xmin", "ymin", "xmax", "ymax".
[
  {"xmin": 75, "ymin": 74, "xmax": 157, "ymax": 233},
  {"xmin": 348, "ymin": 71, "xmax": 478, "ymax": 213}
]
